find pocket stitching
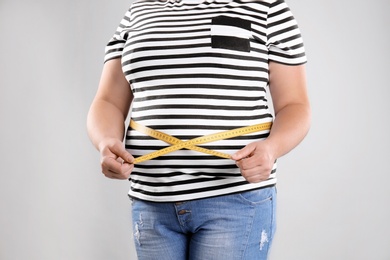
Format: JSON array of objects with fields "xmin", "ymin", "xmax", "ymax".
[{"xmin": 238, "ymin": 190, "xmax": 273, "ymax": 205}]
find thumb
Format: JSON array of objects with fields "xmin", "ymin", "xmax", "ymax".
[
  {"xmin": 231, "ymin": 143, "xmax": 255, "ymax": 161},
  {"xmin": 110, "ymin": 142, "xmax": 135, "ymax": 164}
]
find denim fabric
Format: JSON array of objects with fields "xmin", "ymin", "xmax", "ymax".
[{"xmin": 131, "ymin": 186, "xmax": 276, "ymax": 260}]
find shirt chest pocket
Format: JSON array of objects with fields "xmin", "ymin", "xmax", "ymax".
[{"xmin": 211, "ymin": 16, "xmax": 251, "ymax": 52}]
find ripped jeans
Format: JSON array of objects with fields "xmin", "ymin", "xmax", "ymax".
[{"xmin": 131, "ymin": 186, "xmax": 276, "ymax": 260}]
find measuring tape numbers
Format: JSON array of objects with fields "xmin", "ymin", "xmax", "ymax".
[{"xmin": 130, "ymin": 120, "xmax": 272, "ymax": 164}]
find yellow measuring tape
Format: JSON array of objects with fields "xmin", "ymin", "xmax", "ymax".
[{"xmin": 130, "ymin": 120, "xmax": 272, "ymax": 164}]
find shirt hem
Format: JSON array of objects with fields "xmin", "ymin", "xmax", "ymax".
[{"xmin": 127, "ymin": 181, "xmax": 277, "ymax": 203}]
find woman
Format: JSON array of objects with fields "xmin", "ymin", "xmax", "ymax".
[{"xmin": 87, "ymin": 0, "xmax": 310, "ymax": 258}]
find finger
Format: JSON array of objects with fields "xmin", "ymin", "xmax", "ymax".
[
  {"xmin": 240, "ymin": 158, "xmax": 273, "ymax": 176},
  {"xmin": 109, "ymin": 142, "xmax": 134, "ymax": 164},
  {"xmin": 106, "ymin": 165, "xmax": 133, "ymax": 179},
  {"xmin": 120, "ymin": 162, "xmax": 134, "ymax": 178},
  {"xmin": 116, "ymin": 157, "xmax": 124, "ymax": 164},
  {"xmin": 240, "ymin": 166, "xmax": 260, "ymax": 179},
  {"xmin": 236, "ymin": 156, "xmax": 259, "ymax": 171},
  {"xmin": 103, "ymin": 163, "xmax": 134, "ymax": 180},
  {"xmin": 244, "ymin": 174, "xmax": 268, "ymax": 183},
  {"xmin": 231, "ymin": 143, "xmax": 255, "ymax": 161},
  {"xmin": 101, "ymin": 155, "xmax": 121, "ymax": 172},
  {"xmin": 242, "ymin": 168, "xmax": 271, "ymax": 183},
  {"xmin": 101, "ymin": 156, "xmax": 131, "ymax": 177}
]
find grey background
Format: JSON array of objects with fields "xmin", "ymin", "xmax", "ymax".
[{"xmin": 0, "ymin": 0, "xmax": 389, "ymax": 259}]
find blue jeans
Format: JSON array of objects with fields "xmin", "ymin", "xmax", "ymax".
[{"xmin": 131, "ymin": 186, "xmax": 277, "ymax": 260}]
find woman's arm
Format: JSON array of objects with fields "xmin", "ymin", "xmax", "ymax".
[
  {"xmin": 231, "ymin": 62, "xmax": 311, "ymax": 183},
  {"xmin": 87, "ymin": 59, "xmax": 135, "ymax": 179}
]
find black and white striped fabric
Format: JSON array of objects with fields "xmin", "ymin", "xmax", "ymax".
[{"xmin": 104, "ymin": 0, "xmax": 306, "ymax": 202}]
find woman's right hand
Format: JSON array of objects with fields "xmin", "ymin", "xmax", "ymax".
[{"xmin": 98, "ymin": 138, "xmax": 135, "ymax": 180}]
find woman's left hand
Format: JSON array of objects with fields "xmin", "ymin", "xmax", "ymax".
[{"xmin": 231, "ymin": 141, "xmax": 276, "ymax": 183}]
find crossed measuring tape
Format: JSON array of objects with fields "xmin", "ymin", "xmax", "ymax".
[{"xmin": 130, "ymin": 120, "xmax": 272, "ymax": 164}]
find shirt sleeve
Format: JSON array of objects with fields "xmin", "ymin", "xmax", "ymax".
[
  {"xmin": 266, "ymin": 0, "xmax": 307, "ymax": 65},
  {"xmin": 104, "ymin": 6, "xmax": 132, "ymax": 63}
]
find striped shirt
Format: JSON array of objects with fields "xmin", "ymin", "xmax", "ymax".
[{"xmin": 104, "ymin": 0, "xmax": 306, "ymax": 202}]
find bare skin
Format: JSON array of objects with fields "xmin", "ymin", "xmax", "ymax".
[
  {"xmin": 87, "ymin": 59, "xmax": 310, "ymax": 183},
  {"xmin": 231, "ymin": 62, "xmax": 311, "ymax": 183},
  {"xmin": 87, "ymin": 59, "xmax": 134, "ymax": 180}
]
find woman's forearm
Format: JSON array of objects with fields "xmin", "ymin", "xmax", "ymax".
[
  {"xmin": 265, "ymin": 103, "xmax": 311, "ymax": 160},
  {"xmin": 87, "ymin": 59, "xmax": 133, "ymax": 152},
  {"xmin": 87, "ymin": 99, "xmax": 127, "ymax": 151},
  {"xmin": 87, "ymin": 97, "xmax": 134, "ymax": 179}
]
